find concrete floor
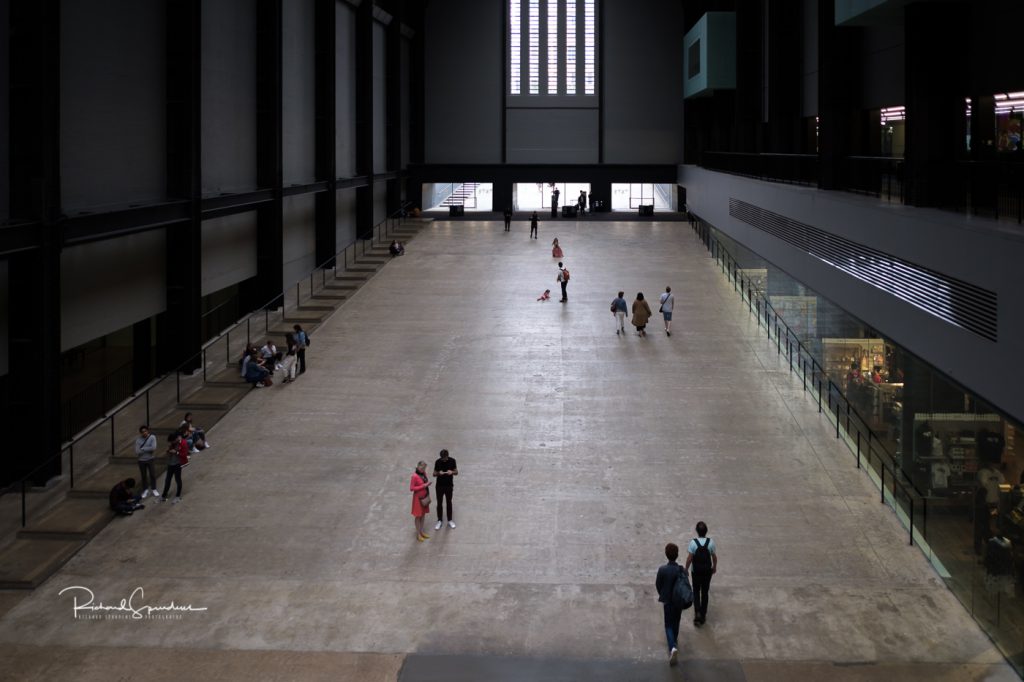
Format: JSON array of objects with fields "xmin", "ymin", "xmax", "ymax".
[{"xmin": 0, "ymin": 219, "xmax": 1016, "ymax": 681}]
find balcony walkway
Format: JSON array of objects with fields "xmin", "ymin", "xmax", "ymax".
[{"xmin": 0, "ymin": 218, "xmax": 1014, "ymax": 681}]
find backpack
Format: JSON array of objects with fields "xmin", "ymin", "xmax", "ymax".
[
  {"xmin": 671, "ymin": 565, "xmax": 693, "ymax": 610},
  {"xmin": 561, "ymin": 268, "xmax": 570, "ymax": 281},
  {"xmin": 692, "ymin": 538, "xmax": 713, "ymax": 575}
]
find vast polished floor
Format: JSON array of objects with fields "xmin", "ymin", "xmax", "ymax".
[{"xmin": 0, "ymin": 219, "xmax": 1015, "ymax": 681}]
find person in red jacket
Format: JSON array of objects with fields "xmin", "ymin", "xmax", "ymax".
[{"xmin": 410, "ymin": 461, "xmax": 432, "ymax": 542}]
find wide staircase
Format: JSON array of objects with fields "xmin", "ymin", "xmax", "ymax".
[
  {"xmin": 439, "ymin": 182, "xmax": 479, "ymax": 208},
  {"xmin": 0, "ymin": 217, "xmax": 432, "ymax": 590}
]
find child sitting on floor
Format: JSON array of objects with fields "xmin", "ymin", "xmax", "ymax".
[{"xmin": 537, "ymin": 289, "xmax": 551, "ymax": 301}]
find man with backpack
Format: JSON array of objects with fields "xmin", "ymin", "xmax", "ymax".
[
  {"xmin": 557, "ymin": 262, "xmax": 569, "ymax": 302},
  {"xmin": 684, "ymin": 521, "xmax": 718, "ymax": 627},
  {"xmin": 655, "ymin": 542, "xmax": 688, "ymax": 666}
]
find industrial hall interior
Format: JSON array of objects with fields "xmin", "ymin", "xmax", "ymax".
[{"xmin": 1, "ymin": 0, "xmax": 1024, "ymax": 680}]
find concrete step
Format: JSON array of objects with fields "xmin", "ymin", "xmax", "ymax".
[
  {"xmin": 282, "ymin": 311, "xmax": 325, "ymax": 323},
  {"xmin": 178, "ymin": 385, "xmax": 250, "ymax": 411},
  {"xmin": 310, "ymin": 292, "xmax": 348, "ymax": 300},
  {"xmin": 344, "ymin": 265, "xmax": 379, "ymax": 273},
  {"xmin": 17, "ymin": 497, "xmax": 114, "ymax": 542},
  {"xmin": 0, "ymin": 537, "xmax": 86, "ymax": 589},
  {"xmin": 297, "ymin": 303, "xmax": 336, "ymax": 312},
  {"xmin": 324, "ymin": 282, "xmax": 360, "ymax": 290},
  {"xmin": 70, "ymin": 461, "xmax": 158, "ymax": 498},
  {"xmin": 333, "ymin": 274, "xmax": 370, "ymax": 282}
]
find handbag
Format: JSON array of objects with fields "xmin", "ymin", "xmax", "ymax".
[
  {"xmin": 419, "ymin": 491, "xmax": 431, "ymax": 508},
  {"xmin": 610, "ymin": 302, "xmax": 617, "ymax": 313}
]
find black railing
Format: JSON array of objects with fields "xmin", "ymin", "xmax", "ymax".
[
  {"xmin": 0, "ymin": 203, "xmax": 415, "ymax": 528},
  {"xmin": 60, "ymin": 361, "xmax": 134, "ymax": 443},
  {"xmin": 701, "ymin": 151, "xmax": 818, "ymax": 186},
  {"xmin": 690, "ymin": 215, "xmax": 927, "ymax": 548},
  {"xmin": 842, "ymin": 156, "xmax": 904, "ymax": 203}
]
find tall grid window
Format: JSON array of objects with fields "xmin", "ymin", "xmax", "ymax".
[
  {"xmin": 510, "ymin": 0, "xmax": 596, "ymax": 97},
  {"xmin": 565, "ymin": 0, "xmax": 576, "ymax": 94},
  {"xmin": 547, "ymin": 1, "xmax": 558, "ymax": 94},
  {"xmin": 583, "ymin": 0, "xmax": 595, "ymax": 94},
  {"xmin": 528, "ymin": 0, "xmax": 540, "ymax": 94},
  {"xmin": 510, "ymin": 0, "xmax": 521, "ymax": 94}
]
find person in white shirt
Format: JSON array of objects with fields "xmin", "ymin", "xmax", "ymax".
[{"xmin": 659, "ymin": 286, "xmax": 675, "ymax": 336}]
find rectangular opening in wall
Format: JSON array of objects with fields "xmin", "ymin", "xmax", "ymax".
[
  {"xmin": 514, "ymin": 182, "xmax": 591, "ymax": 211},
  {"xmin": 423, "ymin": 183, "xmax": 494, "ymax": 212},
  {"xmin": 611, "ymin": 183, "xmax": 674, "ymax": 211}
]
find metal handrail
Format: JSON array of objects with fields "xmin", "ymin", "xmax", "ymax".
[
  {"xmin": 1, "ymin": 204, "xmax": 414, "ymax": 528},
  {"xmin": 693, "ymin": 215, "xmax": 927, "ymax": 546}
]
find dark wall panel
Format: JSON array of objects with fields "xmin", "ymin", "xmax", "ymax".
[
  {"xmin": 801, "ymin": 0, "xmax": 819, "ymax": 117},
  {"xmin": 201, "ymin": 211, "xmax": 258, "ymax": 297},
  {"xmin": 401, "ymin": 37, "xmax": 411, "ymax": 170},
  {"xmin": 283, "ymin": 0, "xmax": 317, "ymax": 185},
  {"xmin": 336, "ymin": 188, "xmax": 357, "ymax": 248},
  {"xmin": 603, "ymin": 0, "xmax": 685, "ymax": 163},
  {"xmin": 506, "ymin": 109, "xmax": 599, "ymax": 163},
  {"xmin": 424, "ymin": 0, "xmax": 502, "ymax": 163},
  {"xmin": 60, "ymin": 0, "xmax": 165, "ymax": 210},
  {"xmin": 0, "ymin": 259, "xmax": 7, "ymax": 376},
  {"xmin": 61, "ymin": 230, "xmax": 166, "ymax": 351},
  {"xmin": 283, "ymin": 194, "xmax": 316, "ymax": 285},
  {"xmin": 336, "ymin": 2, "xmax": 357, "ymax": 177},
  {"xmin": 202, "ymin": 0, "xmax": 258, "ymax": 195},
  {"xmin": 861, "ymin": 24, "xmax": 903, "ymax": 109},
  {"xmin": 0, "ymin": 0, "xmax": 8, "ymax": 221},
  {"xmin": 373, "ymin": 21, "xmax": 387, "ymax": 173}
]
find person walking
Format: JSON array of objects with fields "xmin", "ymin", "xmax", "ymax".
[
  {"xmin": 684, "ymin": 521, "xmax": 718, "ymax": 626},
  {"xmin": 134, "ymin": 425, "xmax": 160, "ymax": 499},
  {"xmin": 530, "ymin": 211, "xmax": 539, "ymax": 239},
  {"xmin": 433, "ymin": 448, "xmax": 459, "ymax": 531},
  {"xmin": 293, "ymin": 324, "xmax": 310, "ymax": 374},
  {"xmin": 659, "ymin": 286, "xmax": 675, "ymax": 336},
  {"xmin": 160, "ymin": 432, "xmax": 188, "ymax": 504},
  {"xmin": 655, "ymin": 543, "xmax": 684, "ymax": 666},
  {"xmin": 504, "ymin": 206, "xmax": 513, "ymax": 232},
  {"xmin": 556, "ymin": 262, "xmax": 570, "ymax": 302},
  {"xmin": 611, "ymin": 291, "xmax": 628, "ymax": 335},
  {"xmin": 632, "ymin": 292, "xmax": 652, "ymax": 337},
  {"xmin": 411, "ymin": 461, "xmax": 432, "ymax": 542},
  {"xmin": 551, "ymin": 188, "xmax": 560, "ymax": 218}
]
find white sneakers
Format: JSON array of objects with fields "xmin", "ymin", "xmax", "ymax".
[
  {"xmin": 669, "ymin": 647, "xmax": 678, "ymax": 665},
  {"xmin": 172, "ymin": 497, "xmax": 182, "ymax": 505},
  {"xmin": 151, "ymin": 489, "xmax": 160, "ymax": 498},
  {"xmin": 448, "ymin": 521, "xmax": 456, "ymax": 529},
  {"xmin": 141, "ymin": 489, "xmax": 150, "ymax": 499},
  {"xmin": 435, "ymin": 520, "xmax": 443, "ymax": 531}
]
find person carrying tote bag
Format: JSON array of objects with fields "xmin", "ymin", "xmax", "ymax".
[{"xmin": 410, "ymin": 461, "xmax": 432, "ymax": 542}]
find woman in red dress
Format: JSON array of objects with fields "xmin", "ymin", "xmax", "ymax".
[
  {"xmin": 410, "ymin": 461, "xmax": 432, "ymax": 541},
  {"xmin": 551, "ymin": 237, "xmax": 564, "ymax": 259}
]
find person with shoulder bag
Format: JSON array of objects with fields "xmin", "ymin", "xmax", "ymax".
[
  {"xmin": 611, "ymin": 291, "xmax": 628, "ymax": 335},
  {"xmin": 410, "ymin": 461, "xmax": 432, "ymax": 542}
]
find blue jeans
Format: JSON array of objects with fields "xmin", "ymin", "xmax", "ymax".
[{"xmin": 663, "ymin": 602, "xmax": 682, "ymax": 652}]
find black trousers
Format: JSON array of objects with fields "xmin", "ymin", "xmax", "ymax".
[
  {"xmin": 504, "ymin": 218, "xmax": 511, "ymax": 231},
  {"xmin": 137, "ymin": 460, "xmax": 158, "ymax": 491},
  {"xmin": 560, "ymin": 281, "xmax": 568, "ymax": 301},
  {"xmin": 162, "ymin": 464, "xmax": 183, "ymax": 498},
  {"xmin": 436, "ymin": 486, "xmax": 453, "ymax": 521},
  {"xmin": 692, "ymin": 572, "xmax": 712, "ymax": 617},
  {"xmin": 530, "ymin": 224, "xmax": 537, "ymax": 238},
  {"xmin": 297, "ymin": 348, "xmax": 307, "ymax": 373}
]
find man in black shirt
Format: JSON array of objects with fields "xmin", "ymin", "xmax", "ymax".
[{"xmin": 433, "ymin": 449, "xmax": 458, "ymax": 530}]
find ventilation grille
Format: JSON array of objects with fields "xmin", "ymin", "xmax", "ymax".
[{"xmin": 728, "ymin": 199, "xmax": 998, "ymax": 342}]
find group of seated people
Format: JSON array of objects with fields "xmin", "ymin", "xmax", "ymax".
[
  {"xmin": 389, "ymin": 240, "xmax": 406, "ymax": 257},
  {"xmin": 239, "ymin": 333, "xmax": 300, "ymax": 386}
]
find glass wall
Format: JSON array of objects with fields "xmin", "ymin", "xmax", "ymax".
[
  {"xmin": 514, "ymin": 182, "xmax": 591, "ymax": 211},
  {"xmin": 695, "ymin": 217, "xmax": 1024, "ymax": 674},
  {"xmin": 611, "ymin": 183, "xmax": 675, "ymax": 211},
  {"xmin": 422, "ymin": 182, "xmax": 493, "ymax": 212}
]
